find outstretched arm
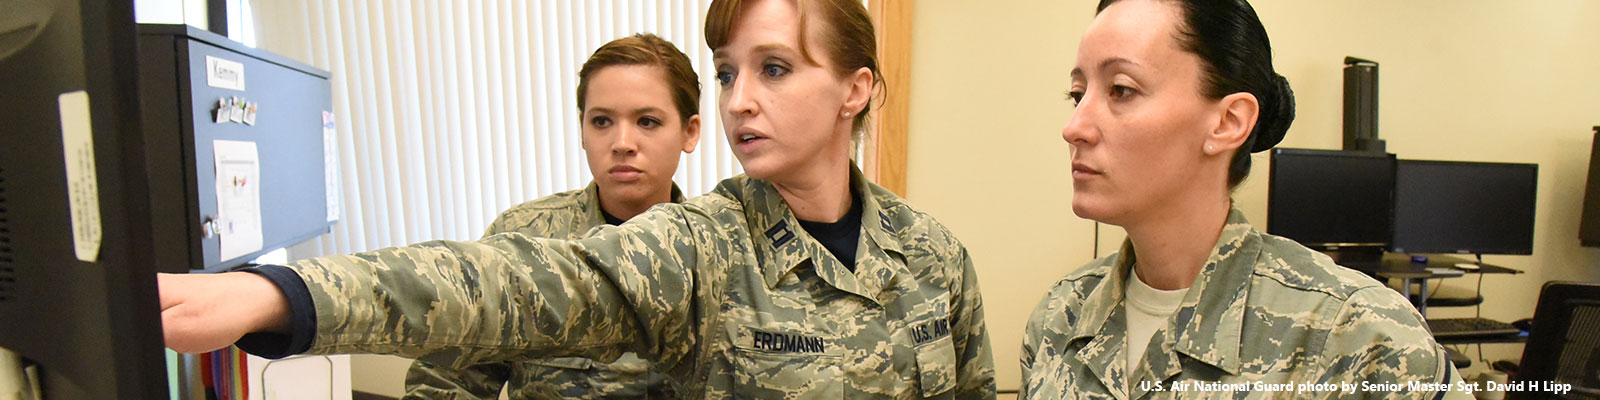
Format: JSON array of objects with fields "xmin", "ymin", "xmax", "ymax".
[{"xmin": 159, "ymin": 204, "xmax": 707, "ymax": 369}]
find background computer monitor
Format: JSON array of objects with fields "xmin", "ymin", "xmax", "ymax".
[
  {"xmin": 1267, "ymin": 149, "xmax": 1397, "ymax": 255},
  {"xmin": 1391, "ymin": 160, "xmax": 1538, "ymax": 255},
  {"xmin": 1580, "ymin": 127, "xmax": 1600, "ymax": 247},
  {"xmin": 0, "ymin": 0, "xmax": 170, "ymax": 398}
]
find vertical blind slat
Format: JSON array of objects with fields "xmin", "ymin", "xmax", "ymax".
[
  {"xmin": 258, "ymin": 0, "xmax": 746, "ymax": 257},
  {"xmin": 512, "ymin": 0, "xmax": 535, "ymax": 205}
]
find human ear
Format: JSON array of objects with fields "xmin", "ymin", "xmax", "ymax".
[
  {"xmin": 681, "ymin": 114, "xmax": 702, "ymax": 153},
  {"xmin": 1204, "ymin": 92, "xmax": 1257, "ymax": 155},
  {"xmin": 841, "ymin": 66, "xmax": 873, "ymax": 118}
]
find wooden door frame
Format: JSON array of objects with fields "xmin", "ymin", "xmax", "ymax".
[{"xmin": 866, "ymin": 0, "xmax": 913, "ymax": 197}]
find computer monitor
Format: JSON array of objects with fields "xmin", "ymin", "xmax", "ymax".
[
  {"xmin": 1580, "ymin": 127, "xmax": 1600, "ymax": 247},
  {"xmin": 0, "ymin": 0, "xmax": 171, "ymax": 398},
  {"xmin": 1391, "ymin": 160, "xmax": 1538, "ymax": 255},
  {"xmin": 1511, "ymin": 281, "xmax": 1600, "ymax": 400},
  {"xmin": 1267, "ymin": 149, "xmax": 1397, "ymax": 262}
]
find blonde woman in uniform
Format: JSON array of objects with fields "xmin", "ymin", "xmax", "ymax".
[{"xmin": 159, "ymin": 0, "xmax": 997, "ymax": 398}]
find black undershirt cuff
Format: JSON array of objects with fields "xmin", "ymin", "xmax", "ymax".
[{"xmin": 234, "ymin": 264, "xmax": 317, "ymax": 359}]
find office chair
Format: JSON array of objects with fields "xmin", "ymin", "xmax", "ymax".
[{"xmin": 1509, "ymin": 281, "xmax": 1600, "ymax": 400}]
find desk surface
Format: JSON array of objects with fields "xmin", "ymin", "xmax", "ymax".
[
  {"xmin": 1343, "ymin": 253, "xmax": 1522, "ymax": 279},
  {"xmin": 1435, "ymin": 333, "xmax": 1527, "ymax": 345}
]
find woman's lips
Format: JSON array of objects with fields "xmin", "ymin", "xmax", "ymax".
[
  {"xmin": 609, "ymin": 165, "xmax": 643, "ymax": 182},
  {"xmin": 1071, "ymin": 162, "xmax": 1102, "ymax": 179},
  {"xmin": 733, "ymin": 134, "xmax": 766, "ymax": 152}
]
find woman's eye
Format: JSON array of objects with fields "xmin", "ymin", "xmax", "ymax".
[
  {"xmin": 638, "ymin": 117, "xmax": 661, "ymax": 129},
  {"xmin": 716, "ymin": 71, "xmax": 734, "ymax": 86},
  {"xmin": 762, "ymin": 63, "xmax": 789, "ymax": 78},
  {"xmin": 1065, "ymin": 90, "xmax": 1084, "ymax": 107},
  {"xmin": 590, "ymin": 116, "xmax": 612, "ymax": 128},
  {"xmin": 1109, "ymin": 85, "xmax": 1135, "ymax": 100}
]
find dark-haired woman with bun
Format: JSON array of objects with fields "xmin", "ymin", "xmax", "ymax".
[{"xmin": 1020, "ymin": 0, "xmax": 1470, "ymax": 398}]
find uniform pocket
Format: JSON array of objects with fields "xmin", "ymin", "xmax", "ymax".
[
  {"xmin": 914, "ymin": 336, "xmax": 957, "ymax": 397},
  {"xmin": 728, "ymin": 346, "xmax": 844, "ymax": 399}
]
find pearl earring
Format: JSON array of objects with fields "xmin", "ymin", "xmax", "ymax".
[
  {"xmin": 1207, "ymin": 144, "xmax": 1214, "ymax": 152},
  {"xmin": 843, "ymin": 111, "xmax": 851, "ymax": 117}
]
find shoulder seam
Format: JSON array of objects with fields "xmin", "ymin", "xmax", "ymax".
[{"xmin": 1249, "ymin": 234, "xmax": 1384, "ymax": 302}]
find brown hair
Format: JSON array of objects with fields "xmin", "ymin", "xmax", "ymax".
[
  {"xmin": 577, "ymin": 33, "xmax": 701, "ymax": 123},
  {"xmin": 704, "ymin": 0, "xmax": 883, "ymax": 136}
]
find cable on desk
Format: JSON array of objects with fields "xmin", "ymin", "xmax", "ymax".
[
  {"xmin": 1474, "ymin": 254, "xmax": 1485, "ymax": 319},
  {"xmin": 1474, "ymin": 254, "xmax": 1486, "ymax": 364}
]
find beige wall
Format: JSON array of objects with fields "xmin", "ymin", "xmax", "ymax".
[{"xmin": 907, "ymin": 0, "xmax": 1600, "ymax": 391}]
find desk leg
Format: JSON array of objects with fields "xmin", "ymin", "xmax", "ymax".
[
  {"xmin": 1399, "ymin": 277, "xmax": 1423, "ymax": 316},
  {"xmin": 1416, "ymin": 278, "xmax": 1428, "ymax": 317}
]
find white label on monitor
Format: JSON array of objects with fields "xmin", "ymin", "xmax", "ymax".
[
  {"xmin": 205, "ymin": 56, "xmax": 246, "ymax": 91},
  {"xmin": 59, "ymin": 91, "xmax": 102, "ymax": 263}
]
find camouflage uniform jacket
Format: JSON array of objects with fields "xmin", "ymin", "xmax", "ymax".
[
  {"xmin": 287, "ymin": 165, "xmax": 997, "ymax": 399},
  {"xmin": 404, "ymin": 182, "xmax": 684, "ymax": 399},
  {"xmin": 1020, "ymin": 208, "xmax": 1470, "ymax": 399}
]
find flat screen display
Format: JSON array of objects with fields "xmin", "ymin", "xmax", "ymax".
[
  {"xmin": 1391, "ymin": 160, "xmax": 1537, "ymax": 255},
  {"xmin": 1267, "ymin": 149, "xmax": 1396, "ymax": 249}
]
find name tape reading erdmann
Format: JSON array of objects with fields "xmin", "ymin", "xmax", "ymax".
[{"xmin": 750, "ymin": 329, "xmax": 827, "ymax": 353}]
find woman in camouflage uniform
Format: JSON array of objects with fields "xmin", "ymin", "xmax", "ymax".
[
  {"xmin": 1020, "ymin": 0, "xmax": 1468, "ymax": 398},
  {"xmin": 402, "ymin": 33, "xmax": 697, "ymax": 400},
  {"xmin": 159, "ymin": 0, "xmax": 997, "ymax": 398}
]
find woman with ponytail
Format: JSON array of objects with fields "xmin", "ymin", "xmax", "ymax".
[{"xmin": 1019, "ymin": 0, "xmax": 1469, "ymax": 398}]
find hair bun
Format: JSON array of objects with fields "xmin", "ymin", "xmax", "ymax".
[{"xmin": 1249, "ymin": 74, "xmax": 1295, "ymax": 153}]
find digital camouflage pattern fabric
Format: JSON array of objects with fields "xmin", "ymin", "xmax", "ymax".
[
  {"xmin": 288, "ymin": 166, "xmax": 996, "ymax": 399},
  {"xmin": 404, "ymin": 182, "xmax": 681, "ymax": 399},
  {"xmin": 1021, "ymin": 208, "xmax": 1471, "ymax": 399}
]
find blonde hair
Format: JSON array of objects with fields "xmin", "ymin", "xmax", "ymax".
[{"xmin": 704, "ymin": 0, "xmax": 883, "ymax": 138}]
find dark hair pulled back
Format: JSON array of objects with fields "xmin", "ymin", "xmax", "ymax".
[{"xmin": 1097, "ymin": 0, "xmax": 1295, "ymax": 187}]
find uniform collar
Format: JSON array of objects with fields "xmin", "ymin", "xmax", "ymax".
[
  {"xmin": 577, "ymin": 182, "xmax": 608, "ymax": 229},
  {"xmin": 1071, "ymin": 207, "xmax": 1260, "ymax": 391},
  {"xmin": 581, "ymin": 182, "xmax": 686, "ymax": 227},
  {"xmin": 1066, "ymin": 244, "xmax": 1131, "ymax": 344},
  {"xmin": 1161, "ymin": 207, "xmax": 1257, "ymax": 378},
  {"xmin": 1069, "ymin": 240, "xmax": 1135, "ymax": 398},
  {"xmin": 669, "ymin": 184, "xmax": 686, "ymax": 203},
  {"xmin": 748, "ymin": 164, "xmax": 905, "ymax": 305}
]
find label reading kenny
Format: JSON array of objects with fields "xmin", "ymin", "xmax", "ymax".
[
  {"xmin": 749, "ymin": 328, "xmax": 828, "ymax": 354},
  {"xmin": 206, "ymin": 56, "xmax": 246, "ymax": 91},
  {"xmin": 59, "ymin": 91, "xmax": 102, "ymax": 262}
]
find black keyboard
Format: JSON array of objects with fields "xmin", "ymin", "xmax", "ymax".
[{"xmin": 1427, "ymin": 317, "xmax": 1522, "ymax": 339}]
